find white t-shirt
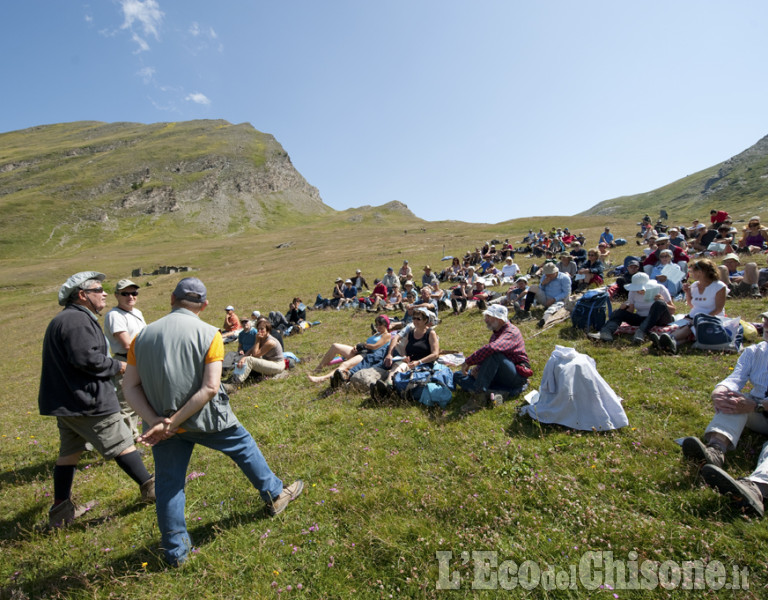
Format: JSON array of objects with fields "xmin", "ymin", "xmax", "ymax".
[
  {"xmin": 628, "ymin": 285, "xmax": 672, "ymax": 317},
  {"xmin": 501, "ymin": 264, "xmax": 520, "ymax": 279},
  {"xmin": 689, "ymin": 280, "xmax": 726, "ymax": 318},
  {"xmin": 105, "ymin": 306, "xmax": 146, "ymax": 355}
]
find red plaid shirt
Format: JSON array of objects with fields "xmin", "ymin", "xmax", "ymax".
[{"xmin": 465, "ymin": 321, "xmax": 530, "ymax": 369}]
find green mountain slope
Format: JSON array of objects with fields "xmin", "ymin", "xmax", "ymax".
[
  {"xmin": 579, "ymin": 134, "xmax": 768, "ymax": 223},
  {"xmin": 0, "ymin": 120, "xmax": 333, "ymax": 258}
]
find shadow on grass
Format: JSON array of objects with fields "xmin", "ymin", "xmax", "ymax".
[
  {"xmin": 2, "ymin": 506, "xmax": 271, "ymax": 599},
  {"xmin": 0, "ymin": 460, "xmax": 56, "ymax": 489},
  {"xmin": 1, "ymin": 493, "xmax": 155, "ymax": 543}
]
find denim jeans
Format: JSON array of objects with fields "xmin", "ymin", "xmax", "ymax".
[
  {"xmin": 453, "ymin": 352, "xmax": 528, "ymax": 395},
  {"xmin": 152, "ymin": 425, "xmax": 283, "ymax": 566}
]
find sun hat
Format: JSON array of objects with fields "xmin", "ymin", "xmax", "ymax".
[
  {"xmin": 58, "ymin": 271, "xmax": 106, "ymax": 306},
  {"xmin": 225, "ymin": 305, "xmax": 235, "ymax": 311},
  {"xmin": 625, "ymin": 272, "xmax": 651, "ymax": 292},
  {"xmin": 414, "ymin": 306, "xmax": 437, "ymax": 325},
  {"xmin": 483, "ymin": 304, "xmax": 508, "ymax": 321},
  {"xmin": 542, "ymin": 263, "xmax": 558, "ymax": 275},
  {"xmin": 721, "ymin": 253, "xmax": 741, "ymax": 264}
]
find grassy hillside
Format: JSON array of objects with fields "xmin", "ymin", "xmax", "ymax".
[
  {"xmin": 0, "ymin": 120, "xmax": 330, "ymax": 259},
  {"xmin": 580, "ymin": 134, "xmax": 768, "ymax": 224},
  {"xmin": 1, "ymin": 214, "xmax": 766, "ymax": 599}
]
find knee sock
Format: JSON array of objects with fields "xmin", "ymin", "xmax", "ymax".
[
  {"xmin": 523, "ymin": 291, "xmax": 535, "ymax": 311},
  {"xmin": 53, "ymin": 465, "xmax": 77, "ymax": 503},
  {"xmin": 114, "ymin": 451, "xmax": 152, "ymax": 485}
]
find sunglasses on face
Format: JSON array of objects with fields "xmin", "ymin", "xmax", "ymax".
[
  {"xmin": 82, "ymin": 287, "xmax": 104, "ymax": 294},
  {"xmin": 120, "ymin": 291, "xmax": 139, "ymax": 297}
]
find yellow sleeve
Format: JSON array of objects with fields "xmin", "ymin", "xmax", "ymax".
[
  {"xmin": 127, "ymin": 338, "xmax": 137, "ymax": 366},
  {"xmin": 205, "ymin": 331, "xmax": 225, "ymax": 363}
]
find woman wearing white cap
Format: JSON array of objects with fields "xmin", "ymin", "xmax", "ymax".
[{"xmin": 590, "ymin": 272, "xmax": 675, "ymax": 344}]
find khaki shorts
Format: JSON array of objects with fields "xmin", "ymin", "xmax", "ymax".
[{"xmin": 56, "ymin": 413, "xmax": 134, "ymax": 459}]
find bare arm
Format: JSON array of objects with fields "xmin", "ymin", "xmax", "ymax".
[
  {"xmin": 407, "ymin": 329, "xmax": 440, "ymax": 368},
  {"xmin": 251, "ymin": 337, "xmax": 277, "ymax": 359},
  {"xmin": 114, "ymin": 331, "xmax": 133, "ymax": 353},
  {"xmin": 367, "ymin": 331, "xmax": 391, "ymax": 351},
  {"xmin": 709, "ymin": 286, "xmax": 727, "ymax": 316}
]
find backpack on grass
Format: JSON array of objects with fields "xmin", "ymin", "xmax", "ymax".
[
  {"xmin": 392, "ymin": 363, "xmax": 455, "ymax": 407},
  {"xmin": 571, "ymin": 290, "xmax": 612, "ymax": 332},
  {"xmin": 691, "ymin": 314, "xmax": 742, "ymax": 353}
]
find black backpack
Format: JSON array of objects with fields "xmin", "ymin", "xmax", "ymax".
[{"xmin": 571, "ymin": 290, "xmax": 613, "ymax": 332}]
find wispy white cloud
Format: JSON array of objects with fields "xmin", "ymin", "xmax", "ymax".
[
  {"xmin": 189, "ymin": 22, "xmax": 200, "ymax": 37},
  {"xmin": 84, "ymin": 14, "xmax": 93, "ymax": 24},
  {"xmin": 137, "ymin": 66, "xmax": 156, "ymax": 84},
  {"xmin": 131, "ymin": 32, "xmax": 150, "ymax": 53},
  {"xmin": 185, "ymin": 92, "xmax": 211, "ymax": 106},
  {"xmin": 209, "ymin": 27, "xmax": 217, "ymax": 40},
  {"xmin": 120, "ymin": 0, "xmax": 164, "ymax": 52}
]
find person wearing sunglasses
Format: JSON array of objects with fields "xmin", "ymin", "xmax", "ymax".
[
  {"xmin": 738, "ymin": 216, "xmax": 768, "ymax": 254},
  {"xmin": 105, "ymin": 279, "xmax": 147, "ymax": 441},
  {"xmin": 39, "ymin": 272, "xmax": 155, "ymax": 528},
  {"xmin": 371, "ymin": 307, "xmax": 439, "ymax": 401}
]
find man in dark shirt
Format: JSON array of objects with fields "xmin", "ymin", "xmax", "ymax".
[{"xmin": 39, "ymin": 271, "xmax": 155, "ymax": 528}]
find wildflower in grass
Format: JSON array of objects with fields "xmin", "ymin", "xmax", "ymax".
[{"xmin": 141, "ymin": 562, "xmax": 148, "ymax": 568}]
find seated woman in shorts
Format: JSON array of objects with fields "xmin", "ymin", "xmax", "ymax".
[
  {"xmin": 656, "ymin": 258, "xmax": 726, "ymax": 354},
  {"xmin": 307, "ymin": 315, "xmax": 392, "ymax": 385}
]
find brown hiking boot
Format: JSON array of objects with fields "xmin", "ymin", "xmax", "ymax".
[
  {"xmin": 681, "ymin": 437, "xmax": 725, "ymax": 468},
  {"xmin": 700, "ymin": 465, "xmax": 765, "ymax": 518},
  {"xmin": 267, "ymin": 480, "xmax": 304, "ymax": 516},
  {"xmin": 48, "ymin": 498, "xmax": 94, "ymax": 528},
  {"xmin": 140, "ymin": 475, "xmax": 156, "ymax": 503}
]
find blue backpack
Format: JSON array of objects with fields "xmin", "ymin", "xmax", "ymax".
[
  {"xmin": 691, "ymin": 314, "xmax": 742, "ymax": 353},
  {"xmin": 392, "ymin": 363, "xmax": 455, "ymax": 407},
  {"xmin": 571, "ymin": 290, "xmax": 613, "ymax": 332}
]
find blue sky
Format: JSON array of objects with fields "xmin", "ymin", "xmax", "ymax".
[{"xmin": 2, "ymin": 1, "xmax": 767, "ymax": 222}]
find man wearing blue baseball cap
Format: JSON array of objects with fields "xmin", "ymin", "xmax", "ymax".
[{"xmin": 122, "ymin": 277, "xmax": 303, "ymax": 566}]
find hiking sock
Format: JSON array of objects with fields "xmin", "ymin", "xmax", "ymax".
[
  {"xmin": 53, "ymin": 465, "xmax": 77, "ymax": 503},
  {"xmin": 114, "ymin": 451, "xmax": 152, "ymax": 485}
]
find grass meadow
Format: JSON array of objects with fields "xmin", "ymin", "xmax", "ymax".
[{"xmin": 1, "ymin": 214, "xmax": 767, "ymax": 599}]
